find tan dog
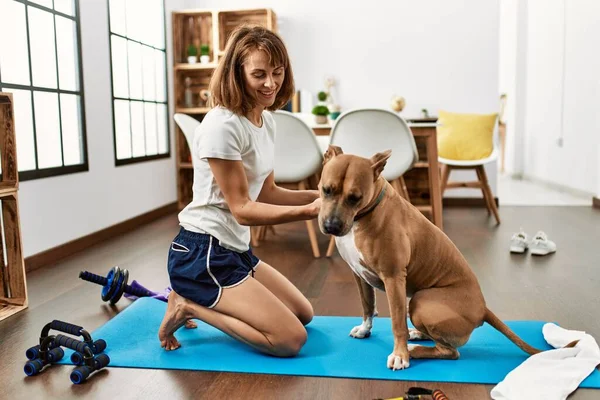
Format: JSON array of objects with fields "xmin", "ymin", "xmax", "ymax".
[{"xmin": 318, "ymin": 145, "xmax": 540, "ymax": 370}]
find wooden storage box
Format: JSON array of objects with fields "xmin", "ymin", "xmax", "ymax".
[
  {"xmin": 217, "ymin": 9, "xmax": 277, "ymax": 53},
  {"xmin": 0, "ymin": 94, "xmax": 18, "ymax": 194},
  {"xmin": 172, "ymin": 11, "xmax": 215, "ymax": 65},
  {"xmin": 174, "ymin": 68, "xmax": 214, "ymax": 113},
  {"xmin": 0, "ymin": 93, "xmax": 28, "ymax": 321},
  {"xmin": 176, "ymin": 168, "xmax": 194, "ymax": 210}
]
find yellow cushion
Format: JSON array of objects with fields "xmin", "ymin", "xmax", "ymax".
[{"xmin": 436, "ymin": 110, "xmax": 497, "ymax": 160}]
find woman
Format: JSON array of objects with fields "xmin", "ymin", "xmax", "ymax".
[{"xmin": 158, "ymin": 25, "xmax": 321, "ymax": 357}]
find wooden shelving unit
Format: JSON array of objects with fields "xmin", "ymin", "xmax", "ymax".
[
  {"xmin": 174, "ymin": 63, "xmax": 219, "ymax": 71},
  {"xmin": 174, "ymin": 107, "xmax": 211, "ymax": 114},
  {"xmin": 171, "ymin": 8, "xmax": 277, "ymax": 209},
  {"xmin": 0, "ymin": 93, "xmax": 28, "ymax": 321}
]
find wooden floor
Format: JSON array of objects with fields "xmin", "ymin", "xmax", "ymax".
[{"xmin": 2, "ymin": 206, "xmax": 599, "ymax": 399}]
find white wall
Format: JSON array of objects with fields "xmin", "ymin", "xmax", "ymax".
[
  {"xmin": 498, "ymin": 0, "xmax": 527, "ymax": 178},
  {"xmin": 561, "ymin": 0, "xmax": 600, "ymax": 196},
  {"xmin": 19, "ymin": 0, "xmax": 186, "ymax": 257},
  {"xmin": 186, "ymin": 0, "xmax": 501, "ymax": 197},
  {"xmin": 517, "ymin": 0, "xmax": 599, "ymax": 194}
]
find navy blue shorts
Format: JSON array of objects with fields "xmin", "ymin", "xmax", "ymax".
[{"xmin": 167, "ymin": 227, "xmax": 260, "ymax": 308}]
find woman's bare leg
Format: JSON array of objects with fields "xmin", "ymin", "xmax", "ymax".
[
  {"xmin": 158, "ymin": 277, "xmax": 307, "ymax": 357},
  {"xmin": 253, "ymin": 261, "xmax": 313, "ymax": 325}
]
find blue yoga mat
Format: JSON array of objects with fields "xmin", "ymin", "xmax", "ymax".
[{"xmin": 58, "ymin": 297, "xmax": 600, "ymax": 387}]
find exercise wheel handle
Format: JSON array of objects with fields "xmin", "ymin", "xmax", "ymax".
[{"xmin": 79, "ymin": 271, "xmax": 108, "ymax": 286}]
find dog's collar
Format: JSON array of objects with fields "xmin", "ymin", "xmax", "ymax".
[{"xmin": 354, "ymin": 186, "xmax": 386, "ymax": 221}]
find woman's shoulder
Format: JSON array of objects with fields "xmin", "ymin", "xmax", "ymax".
[
  {"xmin": 262, "ymin": 110, "xmax": 276, "ymax": 131},
  {"xmin": 203, "ymin": 106, "xmax": 243, "ymax": 125},
  {"xmin": 199, "ymin": 107, "xmax": 244, "ymax": 135}
]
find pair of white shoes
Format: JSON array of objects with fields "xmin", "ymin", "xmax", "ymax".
[{"xmin": 510, "ymin": 229, "xmax": 556, "ymax": 255}]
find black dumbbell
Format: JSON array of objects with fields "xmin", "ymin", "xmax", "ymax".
[
  {"xmin": 70, "ymin": 353, "xmax": 110, "ymax": 384},
  {"xmin": 24, "ymin": 321, "xmax": 109, "ymax": 384},
  {"xmin": 25, "ymin": 320, "xmax": 105, "ymax": 361},
  {"xmin": 24, "ymin": 346, "xmax": 65, "ymax": 376},
  {"xmin": 79, "ymin": 266, "xmax": 152, "ymax": 305}
]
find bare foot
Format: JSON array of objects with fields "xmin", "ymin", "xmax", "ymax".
[
  {"xmin": 185, "ymin": 320, "xmax": 198, "ymax": 329},
  {"xmin": 159, "ymin": 290, "xmax": 192, "ymax": 351}
]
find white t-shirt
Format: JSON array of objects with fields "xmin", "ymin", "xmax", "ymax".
[{"xmin": 178, "ymin": 106, "xmax": 275, "ymax": 252}]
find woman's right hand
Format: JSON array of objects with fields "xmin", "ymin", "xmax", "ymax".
[{"xmin": 305, "ymin": 197, "xmax": 321, "ymax": 219}]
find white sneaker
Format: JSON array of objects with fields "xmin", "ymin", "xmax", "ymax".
[
  {"xmin": 509, "ymin": 229, "xmax": 529, "ymax": 253},
  {"xmin": 529, "ymin": 231, "xmax": 556, "ymax": 256}
]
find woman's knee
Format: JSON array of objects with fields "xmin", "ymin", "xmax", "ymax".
[
  {"xmin": 297, "ymin": 299, "xmax": 314, "ymax": 326},
  {"xmin": 270, "ymin": 326, "xmax": 307, "ymax": 357}
]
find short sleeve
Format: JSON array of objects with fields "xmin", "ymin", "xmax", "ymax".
[
  {"xmin": 197, "ymin": 111, "xmax": 244, "ymax": 161},
  {"xmin": 263, "ymin": 111, "xmax": 276, "ymax": 142}
]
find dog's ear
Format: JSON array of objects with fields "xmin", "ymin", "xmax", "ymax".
[
  {"xmin": 370, "ymin": 150, "xmax": 392, "ymax": 180},
  {"xmin": 323, "ymin": 145, "xmax": 343, "ymax": 165}
]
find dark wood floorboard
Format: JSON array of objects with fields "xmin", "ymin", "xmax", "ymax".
[{"xmin": 2, "ymin": 206, "xmax": 599, "ymax": 399}]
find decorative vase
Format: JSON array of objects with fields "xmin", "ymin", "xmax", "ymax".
[
  {"xmin": 390, "ymin": 96, "xmax": 406, "ymax": 113},
  {"xmin": 184, "ymin": 77, "xmax": 193, "ymax": 107},
  {"xmin": 315, "ymin": 115, "xmax": 327, "ymax": 124},
  {"xmin": 187, "ymin": 56, "xmax": 197, "ymax": 64},
  {"xmin": 200, "ymin": 55, "xmax": 210, "ymax": 64},
  {"xmin": 328, "ymin": 104, "xmax": 341, "ymax": 120}
]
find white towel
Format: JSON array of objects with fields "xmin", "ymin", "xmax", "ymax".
[{"xmin": 491, "ymin": 323, "xmax": 600, "ymax": 400}]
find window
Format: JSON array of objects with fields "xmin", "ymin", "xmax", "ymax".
[
  {"xmin": 108, "ymin": 0, "xmax": 169, "ymax": 166},
  {"xmin": 0, "ymin": 0, "xmax": 88, "ymax": 181}
]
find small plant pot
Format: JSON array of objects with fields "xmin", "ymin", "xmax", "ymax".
[
  {"xmin": 187, "ymin": 56, "xmax": 197, "ymax": 64},
  {"xmin": 329, "ymin": 111, "xmax": 341, "ymax": 120},
  {"xmin": 315, "ymin": 115, "xmax": 327, "ymax": 124},
  {"xmin": 200, "ymin": 55, "xmax": 210, "ymax": 64}
]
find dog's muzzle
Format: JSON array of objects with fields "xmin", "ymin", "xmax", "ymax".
[{"xmin": 322, "ymin": 216, "xmax": 344, "ymax": 236}]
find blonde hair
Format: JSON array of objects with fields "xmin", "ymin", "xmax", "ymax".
[{"xmin": 209, "ymin": 25, "xmax": 295, "ymax": 115}]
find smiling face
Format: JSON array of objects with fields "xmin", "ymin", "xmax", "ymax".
[
  {"xmin": 242, "ymin": 49, "xmax": 285, "ymax": 110},
  {"xmin": 208, "ymin": 26, "xmax": 294, "ymax": 116}
]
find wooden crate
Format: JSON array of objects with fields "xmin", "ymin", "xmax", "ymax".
[
  {"xmin": 0, "ymin": 93, "xmax": 28, "ymax": 321},
  {"xmin": 217, "ymin": 9, "xmax": 277, "ymax": 54},
  {"xmin": 172, "ymin": 11, "xmax": 215, "ymax": 65},
  {"xmin": 174, "ymin": 68, "xmax": 214, "ymax": 111},
  {"xmin": 176, "ymin": 168, "xmax": 194, "ymax": 210},
  {"xmin": 0, "ymin": 94, "xmax": 18, "ymax": 194}
]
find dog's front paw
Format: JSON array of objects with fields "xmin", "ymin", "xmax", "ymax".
[
  {"xmin": 349, "ymin": 324, "xmax": 371, "ymax": 338},
  {"xmin": 387, "ymin": 352, "xmax": 410, "ymax": 370}
]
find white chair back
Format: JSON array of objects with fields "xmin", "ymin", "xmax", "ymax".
[
  {"xmin": 272, "ymin": 110, "xmax": 323, "ymax": 183},
  {"xmin": 174, "ymin": 113, "xmax": 200, "ymax": 159},
  {"xmin": 329, "ymin": 108, "xmax": 418, "ymax": 181}
]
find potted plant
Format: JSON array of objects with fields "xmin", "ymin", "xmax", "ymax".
[
  {"xmin": 317, "ymin": 91, "xmax": 328, "ymax": 102},
  {"xmin": 187, "ymin": 44, "xmax": 197, "ymax": 64},
  {"xmin": 200, "ymin": 44, "xmax": 210, "ymax": 64},
  {"xmin": 312, "ymin": 105, "xmax": 330, "ymax": 124}
]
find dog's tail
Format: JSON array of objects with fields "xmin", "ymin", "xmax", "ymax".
[{"xmin": 484, "ymin": 308, "xmax": 542, "ymax": 355}]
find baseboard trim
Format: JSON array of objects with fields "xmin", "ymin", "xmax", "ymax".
[
  {"xmin": 25, "ymin": 202, "xmax": 177, "ymax": 272},
  {"xmin": 443, "ymin": 197, "xmax": 499, "ymax": 208},
  {"xmin": 593, "ymin": 197, "xmax": 600, "ymax": 209},
  {"xmin": 518, "ymin": 174, "xmax": 595, "ymax": 199}
]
